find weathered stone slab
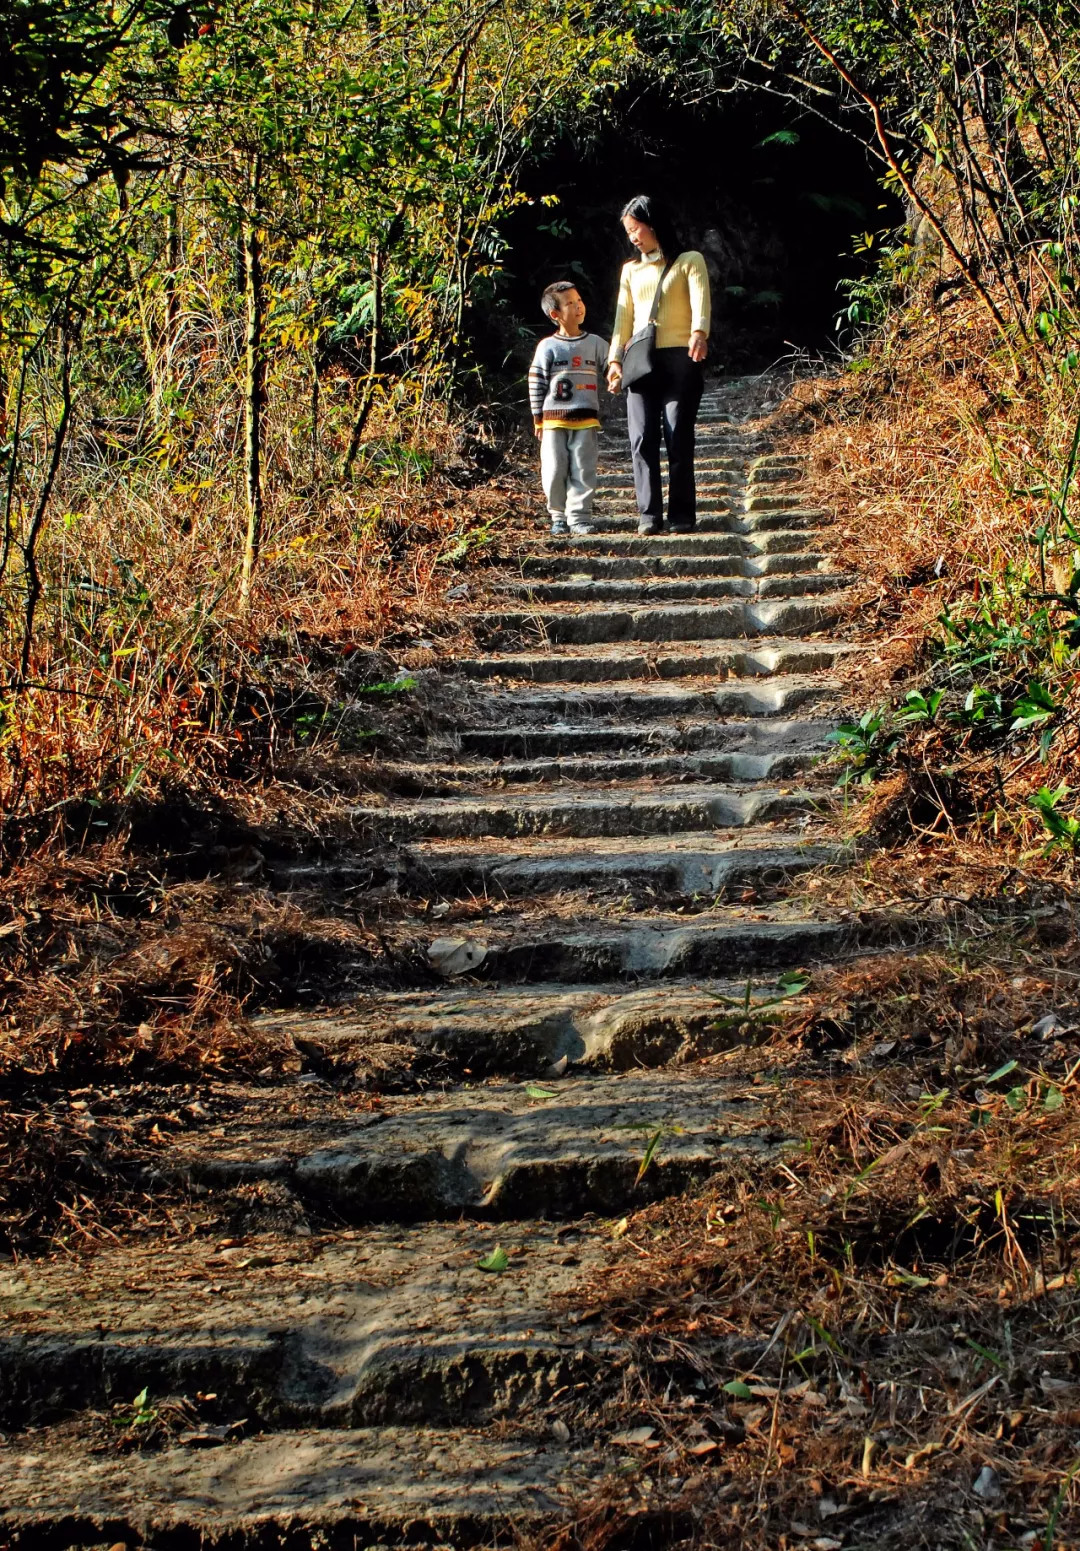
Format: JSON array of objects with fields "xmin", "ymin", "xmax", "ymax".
[
  {"xmin": 257, "ymin": 976, "xmax": 809, "ymax": 1073},
  {"xmin": 457, "ymin": 715, "xmax": 837, "ymax": 758},
  {"xmin": 0, "ymin": 1425, "xmax": 604, "ymax": 1543},
  {"xmin": 472, "ymin": 594, "xmax": 844, "ymax": 646},
  {"xmin": 0, "ymin": 1223, "xmax": 616, "ymax": 1430},
  {"xmin": 161, "ymin": 1071, "xmax": 791, "ymax": 1221},
  {"xmin": 469, "ymin": 673, "xmax": 840, "ymax": 717},
  {"xmin": 348, "ymin": 782, "xmax": 831, "ymax": 841},
  {"xmin": 372, "ymin": 748, "xmax": 826, "ymax": 790},
  {"xmin": 398, "ymin": 830, "xmax": 839, "ymax": 896}
]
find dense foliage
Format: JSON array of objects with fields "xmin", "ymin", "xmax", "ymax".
[
  {"xmin": 716, "ymin": 1, "xmax": 1080, "ymax": 351},
  {"xmin": 0, "ymin": 0, "xmax": 632, "ymax": 821},
  {"xmin": 6, "ymin": 0, "xmax": 1080, "ymax": 840}
]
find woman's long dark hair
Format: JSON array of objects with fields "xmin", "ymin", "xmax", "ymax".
[{"xmin": 620, "ymin": 195, "xmax": 682, "ymax": 261}]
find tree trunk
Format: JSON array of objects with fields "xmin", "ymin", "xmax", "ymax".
[
  {"xmin": 342, "ymin": 242, "xmax": 383, "ymax": 480},
  {"xmin": 19, "ymin": 331, "xmax": 73, "ymax": 684},
  {"xmin": 310, "ymin": 356, "xmax": 320, "ymax": 487},
  {"xmin": 239, "ymin": 158, "xmax": 265, "ymax": 614},
  {"xmin": 164, "ymin": 176, "xmax": 181, "ymax": 360}
]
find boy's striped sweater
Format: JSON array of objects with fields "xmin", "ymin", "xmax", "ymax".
[{"xmin": 527, "ymin": 331, "xmax": 609, "ymax": 429}]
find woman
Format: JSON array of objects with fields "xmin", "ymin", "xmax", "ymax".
[{"xmin": 607, "ymin": 195, "xmax": 711, "ymax": 535}]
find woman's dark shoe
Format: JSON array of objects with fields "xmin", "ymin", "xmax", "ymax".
[
  {"xmin": 666, "ymin": 521, "xmax": 696, "ymax": 534},
  {"xmin": 637, "ymin": 517, "xmax": 664, "ymax": 535}
]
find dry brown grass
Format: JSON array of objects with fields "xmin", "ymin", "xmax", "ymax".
[
  {"xmin": 537, "ymin": 944, "xmax": 1080, "ymax": 1550},
  {"xmin": 508, "ymin": 326, "xmax": 1080, "ymax": 1548},
  {"xmin": 763, "ymin": 291, "xmax": 1080, "ymax": 881},
  {"xmin": 0, "ymin": 406, "xmax": 541, "ymax": 839}
]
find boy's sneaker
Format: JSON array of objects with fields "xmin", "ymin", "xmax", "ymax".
[
  {"xmin": 550, "ymin": 516, "xmax": 570, "ymax": 536},
  {"xmin": 568, "ymin": 519, "xmax": 596, "ymax": 535}
]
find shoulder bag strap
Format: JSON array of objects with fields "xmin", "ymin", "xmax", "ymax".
[{"xmin": 646, "ymin": 257, "xmax": 676, "ymax": 326}]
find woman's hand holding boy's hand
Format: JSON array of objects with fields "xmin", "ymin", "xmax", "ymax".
[
  {"xmin": 688, "ymin": 330, "xmax": 707, "ymax": 363},
  {"xmin": 607, "ymin": 361, "xmax": 623, "ymax": 394}
]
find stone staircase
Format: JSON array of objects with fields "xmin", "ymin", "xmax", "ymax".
[{"xmin": 0, "ymin": 376, "xmax": 891, "ymax": 1546}]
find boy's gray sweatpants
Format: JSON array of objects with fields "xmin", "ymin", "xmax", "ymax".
[{"xmin": 540, "ymin": 426, "xmax": 598, "ymax": 520}]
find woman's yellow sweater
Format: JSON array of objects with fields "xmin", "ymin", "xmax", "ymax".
[{"xmin": 609, "ymin": 251, "xmax": 711, "ymax": 361}]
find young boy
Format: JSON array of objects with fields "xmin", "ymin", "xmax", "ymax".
[{"xmin": 527, "ymin": 282, "xmax": 608, "ymax": 536}]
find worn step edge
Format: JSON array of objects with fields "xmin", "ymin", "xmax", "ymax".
[
  {"xmin": 413, "ymin": 909, "xmax": 913, "ymax": 985},
  {"xmin": 163, "ymin": 1072, "xmax": 795, "ymax": 1219},
  {"xmin": 0, "ymin": 1332, "xmax": 589, "ymax": 1434},
  {"xmin": 449, "ymin": 640, "xmax": 858, "ymax": 682},
  {"xmin": 471, "ymin": 596, "xmax": 845, "ymax": 645},
  {"xmin": 453, "ymin": 676, "xmax": 842, "ymax": 720},
  {"xmin": 456, "ymin": 716, "xmax": 838, "ymax": 757},
  {"xmin": 257, "ymin": 974, "xmax": 812, "ymax": 1075},
  {"xmin": 348, "ymin": 785, "xmax": 833, "ymax": 841},
  {"xmin": 0, "ymin": 1426, "xmax": 610, "ymax": 1542},
  {"xmin": 0, "ymin": 1223, "xmax": 619, "ymax": 1432},
  {"xmin": 516, "ymin": 552, "xmax": 829, "ymax": 580},
  {"xmin": 362, "ymin": 749, "xmax": 828, "ymax": 792},
  {"xmin": 491, "ymin": 574, "xmax": 850, "ymax": 604},
  {"xmin": 394, "ymin": 837, "xmax": 841, "ymax": 896}
]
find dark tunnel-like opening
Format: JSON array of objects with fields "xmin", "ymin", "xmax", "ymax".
[{"xmin": 485, "ymin": 87, "xmax": 902, "ymax": 376}]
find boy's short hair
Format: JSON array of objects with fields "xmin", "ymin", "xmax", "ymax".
[{"xmin": 541, "ymin": 280, "xmax": 578, "ymax": 319}]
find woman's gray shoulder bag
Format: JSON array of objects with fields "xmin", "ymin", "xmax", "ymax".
[{"xmin": 620, "ymin": 257, "xmax": 675, "ymax": 389}]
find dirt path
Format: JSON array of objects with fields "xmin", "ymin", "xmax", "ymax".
[{"xmin": 0, "ymin": 376, "xmax": 895, "ymax": 1544}]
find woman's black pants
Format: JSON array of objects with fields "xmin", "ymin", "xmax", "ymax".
[{"xmin": 626, "ymin": 348, "xmax": 704, "ymax": 527}]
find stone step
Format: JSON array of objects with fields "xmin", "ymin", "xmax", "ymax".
[
  {"xmin": 0, "ymin": 1424, "xmax": 604, "ymax": 1543},
  {"xmin": 452, "ymin": 640, "xmax": 855, "ymax": 682},
  {"xmin": 598, "ymin": 456, "xmax": 748, "ymax": 472},
  {"xmin": 592, "ymin": 500, "xmax": 748, "ymax": 517},
  {"xmin": 517, "ymin": 551, "xmax": 829, "ymax": 580},
  {"xmin": 596, "ymin": 473, "xmax": 744, "ymax": 491},
  {"xmin": 472, "ymin": 595, "xmax": 844, "ymax": 646},
  {"xmin": 259, "ymin": 975, "xmax": 811, "ymax": 1072},
  {"xmin": 737, "ymin": 508, "xmax": 832, "ymax": 533},
  {"xmin": 491, "ymin": 573, "xmax": 850, "ymax": 605},
  {"xmin": 595, "ymin": 474, "xmax": 799, "ymax": 494},
  {"xmin": 457, "ymin": 715, "xmax": 836, "ymax": 758},
  {"xmin": 747, "ymin": 464, "xmax": 804, "ymax": 483},
  {"xmin": 595, "ymin": 464, "xmax": 745, "ymax": 482},
  {"xmin": 596, "ymin": 458, "xmax": 746, "ymax": 476},
  {"xmin": 581, "ymin": 509, "xmax": 830, "ymax": 535},
  {"xmin": 421, "ymin": 907, "xmax": 880, "ymax": 984},
  {"xmin": 162, "ymin": 1071, "xmax": 792, "ymax": 1219},
  {"xmin": 595, "ymin": 466, "xmax": 800, "ymax": 491},
  {"xmin": 597, "ymin": 490, "xmax": 736, "ymax": 508},
  {"xmin": 459, "ymin": 676, "xmax": 837, "ymax": 716},
  {"xmin": 598, "ymin": 428, "xmax": 763, "ymax": 446},
  {"xmin": 539, "ymin": 527, "xmax": 822, "ymax": 556},
  {"xmin": 746, "ymin": 491, "xmax": 804, "ymax": 512},
  {"xmin": 349, "ymin": 783, "xmax": 831, "ymax": 842},
  {"xmin": 0, "ymin": 1222, "xmax": 614, "ymax": 1431},
  {"xmin": 758, "ymin": 572, "xmax": 849, "ymax": 598},
  {"xmin": 282, "ymin": 826, "xmax": 835, "ymax": 897},
  {"xmin": 396, "ymin": 830, "xmax": 838, "ymax": 897},
  {"xmin": 371, "ymin": 747, "xmax": 826, "ymax": 792}
]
